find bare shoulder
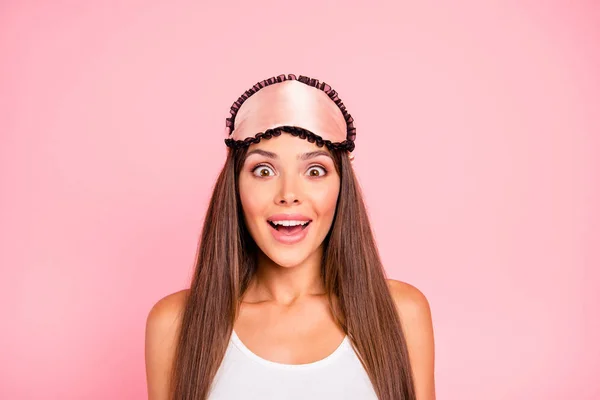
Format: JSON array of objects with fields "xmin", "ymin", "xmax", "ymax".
[
  {"xmin": 386, "ymin": 279, "xmax": 436, "ymax": 399},
  {"xmin": 147, "ymin": 289, "xmax": 190, "ymax": 325},
  {"xmin": 145, "ymin": 289, "xmax": 190, "ymax": 400},
  {"xmin": 385, "ymin": 279, "xmax": 432, "ymax": 322}
]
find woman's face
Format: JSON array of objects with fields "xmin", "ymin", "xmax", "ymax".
[{"xmin": 238, "ymin": 133, "xmax": 341, "ymax": 268}]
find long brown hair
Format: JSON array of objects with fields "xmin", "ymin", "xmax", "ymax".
[{"xmin": 169, "ymin": 142, "xmax": 416, "ymax": 399}]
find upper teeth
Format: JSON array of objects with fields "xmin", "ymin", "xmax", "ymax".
[{"xmin": 271, "ymin": 220, "xmax": 309, "ymax": 226}]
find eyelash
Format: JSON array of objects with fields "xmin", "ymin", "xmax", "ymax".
[{"xmin": 251, "ymin": 164, "xmax": 328, "ymax": 178}]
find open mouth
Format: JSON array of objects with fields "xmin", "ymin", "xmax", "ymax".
[{"xmin": 267, "ymin": 220, "xmax": 312, "ymax": 234}]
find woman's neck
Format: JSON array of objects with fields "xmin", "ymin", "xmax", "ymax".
[{"xmin": 244, "ymin": 248, "xmax": 326, "ymax": 305}]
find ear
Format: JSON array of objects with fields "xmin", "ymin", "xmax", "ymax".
[{"xmin": 348, "ymin": 152, "xmax": 355, "ymax": 165}]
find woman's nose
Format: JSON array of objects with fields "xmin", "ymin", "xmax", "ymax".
[{"xmin": 275, "ymin": 174, "xmax": 302, "ymax": 205}]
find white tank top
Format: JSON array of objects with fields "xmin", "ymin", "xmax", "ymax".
[{"xmin": 208, "ymin": 330, "xmax": 379, "ymax": 399}]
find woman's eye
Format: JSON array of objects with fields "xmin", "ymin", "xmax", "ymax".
[
  {"xmin": 307, "ymin": 166, "xmax": 327, "ymax": 177},
  {"xmin": 253, "ymin": 165, "xmax": 275, "ymax": 177}
]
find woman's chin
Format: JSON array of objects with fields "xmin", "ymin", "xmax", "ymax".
[
  {"xmin": 260, "ymin": 247, "xmax": 310, "ymax": 269},
  {"xmin": 269, "ymin": 253, "xmax": 307, "ymax": 269}
]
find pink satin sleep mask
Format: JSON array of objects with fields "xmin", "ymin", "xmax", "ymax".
[{"xmin": 224, "ymin": 74, "xmax": 356, "ymax": 153}]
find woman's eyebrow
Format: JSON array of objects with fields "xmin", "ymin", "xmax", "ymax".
[
  {"xmin": 245, "ymin": 149, "xmax": 277, "ymax": 159},
  {"xmin": 245, "ymin": 149, "xmax": 333, "ymax": 161},
  {"xmin": 298, "ymin": 150, "xmax": 332, "ymax": 161}
]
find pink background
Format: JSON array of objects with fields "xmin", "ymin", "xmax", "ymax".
[{"xmin": 1, "ymin": 1, "xmax": 598, "ymax": 399}]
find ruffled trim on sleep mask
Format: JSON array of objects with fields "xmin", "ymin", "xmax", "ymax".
[
  {"xmin": 224, "ymin": 74, "xmax": 356, "ymax": 152},
  {"xmin": 224, "ymin": 125, "xmax": 355, "ymax": 152}
]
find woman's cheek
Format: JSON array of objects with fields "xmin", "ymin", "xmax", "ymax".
[
  {"xmin": 240, "ymin": 184, "xmax": 268, "ymax": 221},
  {"xmin": 314, "ymin": 184, "xmax": 340, "ymax": 215}
]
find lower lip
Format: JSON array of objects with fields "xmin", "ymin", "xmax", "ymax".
[{"xmin": 268, "ymin": 222, "xmax": 311, "ymax": 245}]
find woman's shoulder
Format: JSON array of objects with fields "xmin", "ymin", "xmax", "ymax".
[
  {"xmin": 147, "ymin": 288, "xmax": 189, "ymax": 320},
  {"xmin": 145, "ymin": 288, "xmax": 190, "ymax": 339},
  {"xmin": 145, "ymin": 289, "xmax": 190, "ymax": 398},
  {"xmin": 146, "ymin": 289, "xmax": 190, "ymax": 337},
  {"xmin": 385, "ymin": 279, "xmax": 431, "ymax": 317},
  {"xmin": 385, "ymin": 279, "xmax": 436, "ymax": 398}
]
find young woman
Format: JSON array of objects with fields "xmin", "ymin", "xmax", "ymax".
[{"xmin": 145, "ymin": 74, "xmax": 436, "ymax": 400}]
